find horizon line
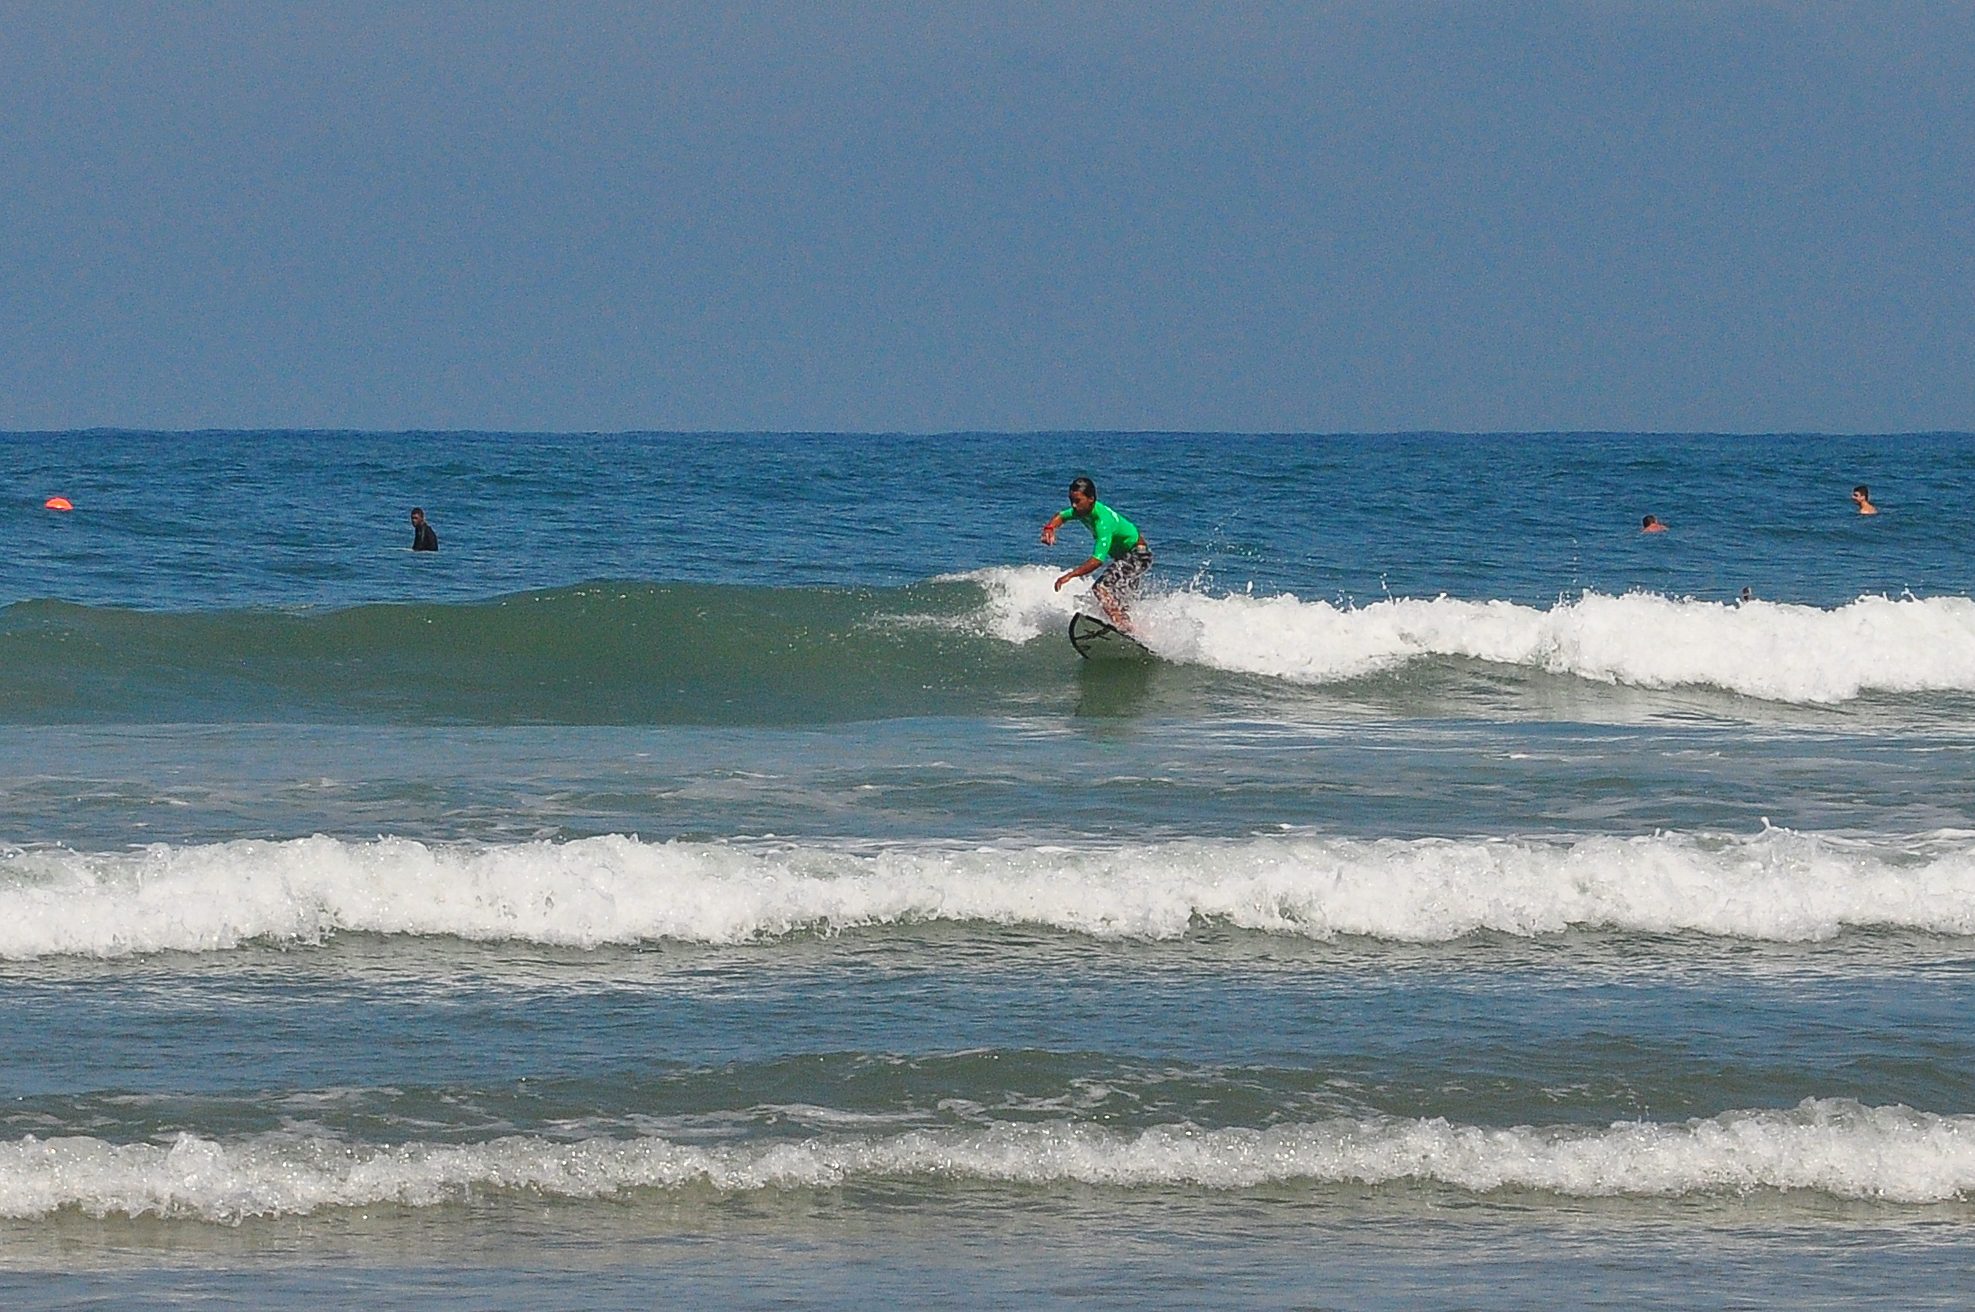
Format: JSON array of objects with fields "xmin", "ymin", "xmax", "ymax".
[{"xmin": 5, "ymin": 427, "xmax": 1973, "ymax": 441}]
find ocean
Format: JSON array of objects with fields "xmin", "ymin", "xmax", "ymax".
[{"xmin": 2, "ymin": 431, "xmax": 1972, "ymax": 1309}]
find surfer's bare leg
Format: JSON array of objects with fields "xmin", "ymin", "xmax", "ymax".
[
  {"xmin": 1091, "ymin": 543, "xmax": 1150, "ymax": 634},
  {"xmin": 1094, "ymin": 584, "xmax": 1135, "ymax": 633}
]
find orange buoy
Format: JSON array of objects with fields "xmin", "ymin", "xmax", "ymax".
[{"xmin": 44, "ymin": 496, "xmax": 73, "ymax": 512}]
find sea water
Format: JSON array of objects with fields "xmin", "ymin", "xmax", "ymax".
[{"xmin": 1, "ymin": 431, "xmax": 1972, "ymax": 1308}]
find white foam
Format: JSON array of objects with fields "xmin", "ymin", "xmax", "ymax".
[
  {"xmin": 964, "ymin": 568, "xmax": 1975, "ymax": 703},
  {"xmin": 2, "ymin": 1099, "xmax": 1966, "ymax": 1221},
  {"xmin": 4, "ymin": 827, "xmax": 1974, "ymax": 958}
]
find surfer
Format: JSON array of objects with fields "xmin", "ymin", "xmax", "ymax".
[
  {"xmin": 410, "ymin": 507, "xmax": 438, "ymax": 551},
  {"xmin": 1041, "ymin": 476, "xmax": 1152, "ymax": 631},
  {"xmin": 1852, "ymin": 485, "xmax": 1878, "ymax": 515}
]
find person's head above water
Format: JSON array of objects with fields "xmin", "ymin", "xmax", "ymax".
[
  {"xmin": 1068, "ymin": 476, "xmax": 1097, "ymax": 514},
  {"xmin": 1852, "ymin": 485, "xmax": 1877, "ymax": 514},
  {"xmin": 411, "ymin": 508, "xmax": 427, "ymax": 525},
  {"xmin": 1641, "ymin": 514, "xmax": 1666, "ymax": 532}
]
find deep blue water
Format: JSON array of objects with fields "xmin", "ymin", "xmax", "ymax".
[
  {"xmin": 5, "ymin": 431, "xmax": 1968, "ymax": 608},
  {"xmin": 2, "ymin": 432, "xmax": 1973, "ymax": 1309}
]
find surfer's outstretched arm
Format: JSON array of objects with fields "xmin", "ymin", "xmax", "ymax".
[
  {"xmin": 1041, "ymin": 512, "xmax": 1067, "ymax": 546},
  {"xmin": 1054, "ymin": 557, "xmax": 1101, "ymax": 592}
]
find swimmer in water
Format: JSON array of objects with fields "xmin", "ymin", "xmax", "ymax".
[
  {"xmin": 1852, "ymin": 485, "xmax": 1878, "ymax": 515},
  {"xmin": 411, "ymin": 507, "xmax": 438, "ymax": 551},
  {"xmin": 1641, "ymin": 514, "xmax": 1667, "ymax": 533}
]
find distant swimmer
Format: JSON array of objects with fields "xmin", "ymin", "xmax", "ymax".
[
  {"xmin": 1641, "ymin": 514, "xmax": 1667, "ymax": 533},
  {"xmin": 1740, "ymin": 586, "xmax": 1755, "ymax": 603},
  {"xmin": 410, "ymin": 507, "xmax": 438, "ymax": 552},
  {"xmin": 1041, "ymin": 476, "xmax": 1152, "ymax": 632},
  {"xmin": 1852, "ymin": 484, "xmax": 1878, "ymax": 515}
]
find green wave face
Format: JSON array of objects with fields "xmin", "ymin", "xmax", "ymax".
[{"xmin": 0, "ymin": 581, "xmax": 1078, "ymax": 726}]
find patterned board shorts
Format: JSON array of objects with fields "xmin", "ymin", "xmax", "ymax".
[{"xmin": 1093, "ymin": 542, "xmax": 1153, "ymax": 600}]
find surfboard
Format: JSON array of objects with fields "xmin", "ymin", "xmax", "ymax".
[{"xmin": 1068, "ymin": 612, "xmax": 1152, "ymax": 660}]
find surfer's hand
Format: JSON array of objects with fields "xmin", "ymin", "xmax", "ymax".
[
  {"xmin": 1054, "ymin": 572, "xmax": 1071, "ymax": 591},
  {"xmin": 1041, "ymin": 525, "xmax": 1057, "ymax": 546}
]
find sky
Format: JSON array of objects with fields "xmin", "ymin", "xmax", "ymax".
[{"xmin": 2, "ymin": 1, "xmax": 1970, "ymax": 433}]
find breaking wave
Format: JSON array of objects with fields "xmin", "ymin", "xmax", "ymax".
[
  {"xmin": 972, "ymin": 567, "xmax": 1975, "ymax": 704},
  {"xmin": 5, "ymin": 827, "xmax": 1974, "ymax": 959},
  {"xmin": 4, "ymin": 1100, "xmax": 1968, "ymax": 1221},
  {"xmin": 4, "ymin": 574, "xmax": 1975, "ymax": 724}
]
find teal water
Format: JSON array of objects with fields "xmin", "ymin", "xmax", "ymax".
[{"xmin": 3, "ymin": 432, "xmax": 1974, "ymax": 1308}]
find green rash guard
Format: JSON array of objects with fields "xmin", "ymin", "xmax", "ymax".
[{"xmin": 1062, "ymin": 501, "xmax": 1142, "ymax": 562}]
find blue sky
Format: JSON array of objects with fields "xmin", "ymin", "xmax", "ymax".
[{"xmin": 2, "ymin": 2, "xmax": 1969, "ymax": 432}]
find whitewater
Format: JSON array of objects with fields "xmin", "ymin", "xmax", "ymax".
[
  {"xmin": 5, "ymin": 1100, "xmax": 1970, "ymax": 1222},
  {"xmin": 5, "ymin": 827, "xmax": 1975, "ymax": 958},
  {"xmin": 972, "ymin": 567, "xmax": 1975, "ymax": 704}
]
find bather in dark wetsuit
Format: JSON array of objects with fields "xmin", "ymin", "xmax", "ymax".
[{"xmin": 412, "ymin": 521, "xmax": 438, "ymax": 551}]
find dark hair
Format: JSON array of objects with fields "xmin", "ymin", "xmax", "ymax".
[
  {"xmin": 1068, "ymin": 476, "xmax": 1097, "ymax": 500},
  {"xmin": 1853, "ymin": 485, "xmax": 1869, "ymax": 498},
  {"xmin": 1641, "ymin": 514, "xmax": 1656, "ymax": 527},
  {"xmin": 411, "ymin": 507, "xmax": 425, "ymax": 517}
]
